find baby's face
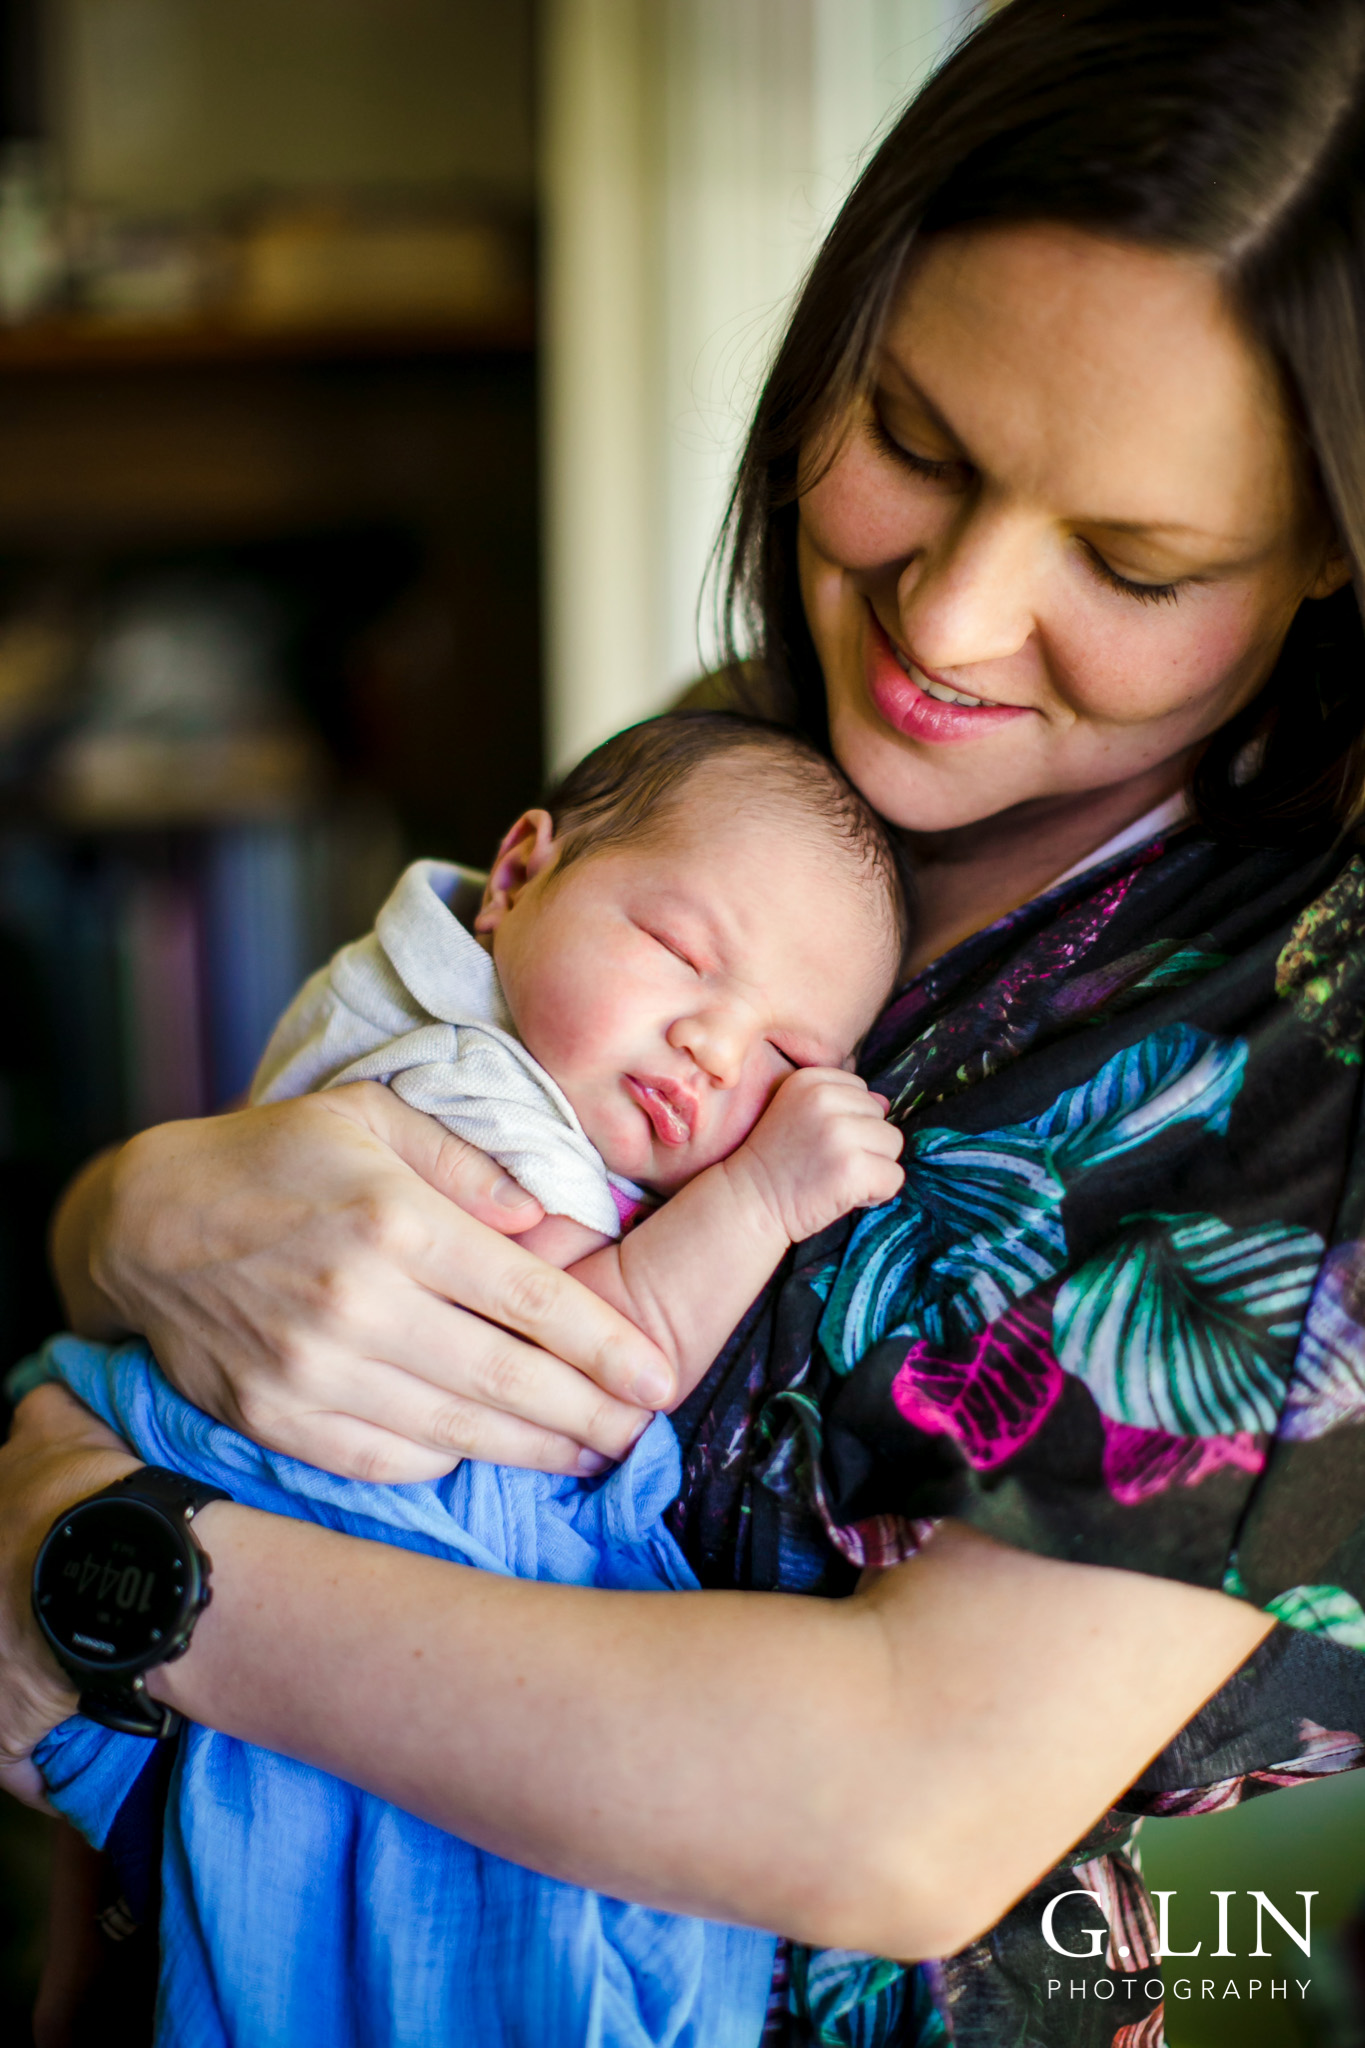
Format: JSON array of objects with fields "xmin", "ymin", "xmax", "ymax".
[{"xmin": 482, "ymin": 763, "xmax": 899, "ymax": 1192}]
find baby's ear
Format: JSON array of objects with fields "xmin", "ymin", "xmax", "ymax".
[{"xmin": 474, "ymin": 809, "xmax": 558, "ymax": 933}]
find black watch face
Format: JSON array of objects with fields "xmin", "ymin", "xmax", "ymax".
[{"xmin": 35, "ymin": 1499, "xmax": 200, "ymax": 1678}]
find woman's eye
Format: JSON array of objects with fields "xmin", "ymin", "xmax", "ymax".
[
  {"xmin": 1084, "ymin": 543, "xmax": 1182, "ymax": 606},
  {"xmin": 867, "ymin": 405, "xmax": 969, "ymax": 486}
]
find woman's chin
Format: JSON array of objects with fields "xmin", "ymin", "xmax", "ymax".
[{"xmin": 830, "ymin": 715, "xmax": 1044, "ymax": 833}]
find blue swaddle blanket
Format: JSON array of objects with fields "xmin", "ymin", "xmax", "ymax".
[{"xmin": 28, "ymin": 1333, "xmax": 777, "ymax": 2048}]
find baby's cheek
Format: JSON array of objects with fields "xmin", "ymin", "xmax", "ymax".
[{"xmin": 512, "ymin": 973, "xmax": 627, "ymax": 1094}]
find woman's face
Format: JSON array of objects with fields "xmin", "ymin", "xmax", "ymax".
[{"xmin": 799, "ymin": 222, "xmax": 1349, "ymax": 834}]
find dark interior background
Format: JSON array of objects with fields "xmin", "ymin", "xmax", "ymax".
[{"xmin": 0, "ymin": 3, "xmax": 539, "ymax": 2031}]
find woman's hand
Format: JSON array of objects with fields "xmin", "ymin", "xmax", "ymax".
[
  {"xmin": 0, "ymin": 1386, "xmax": 138, "ymax": 1811},
  {"xmin": 52, "ymin": 1084, "xmax": 673, "ymax": 1484}
]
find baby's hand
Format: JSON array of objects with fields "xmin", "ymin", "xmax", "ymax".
[{"xmin": 730, "ymin": 1069, "xmax": 905, "ymax": 1246}]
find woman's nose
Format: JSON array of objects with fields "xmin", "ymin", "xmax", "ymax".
[
  {"xmin": 895, "ymin": 503, "xmax": 1038, "ymax": 672},
  {"xmin": 667, "ymin": 1012, "xmax": 747, "ymax": 1089}
]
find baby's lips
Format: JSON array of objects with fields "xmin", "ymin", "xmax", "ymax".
[{"xmin": 625, "ymin": 1075, "xmax": 695, "ymax": 1147}]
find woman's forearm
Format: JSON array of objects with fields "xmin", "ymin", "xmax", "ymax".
[{"xmin": 151, "ymin": 1503, "xmax": 1272, "ymax": 1958}]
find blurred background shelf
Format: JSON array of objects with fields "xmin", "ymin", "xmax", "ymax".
[
  {"xmin": 0, "ymin": 0, "xmax": 542, "ymax": 1391},
  {"xmin": 0, "ymin": 344, "xmax": 537, "ymax": 542},
  {"xmin": 0, "ymin": 14, "xmax": 544, "ymax": 2001},
  {"xmin": 0, "ymin": 313, "xmax": 535, "ymax": 371}
]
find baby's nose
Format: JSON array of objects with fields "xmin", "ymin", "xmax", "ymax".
[{"xmin": 667, "ymin": 1011, "xmax": 748, "ymax": 1088}]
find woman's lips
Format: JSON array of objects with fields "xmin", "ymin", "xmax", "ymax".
[
  {"xmin": 625, "ymin": 1076, "xmax": 695, "ymax": 1147},
  {"xmin": 864, "ymin": 611, "xmax": 1031, "ymax": 745}
]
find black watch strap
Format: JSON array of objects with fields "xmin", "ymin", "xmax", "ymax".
[
  {"xmin": 78, "ymin": 1673, "xmax": 183, "ymax": 1741},
  {"xmin": 52, "ymin": 1466, "xmax": 231, "ymax": 1742},
  {"xmin": 105, "ymin": 1465, "xmax": 231, "ymax": 1522}
]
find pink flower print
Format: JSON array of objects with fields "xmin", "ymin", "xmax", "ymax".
[
  {"xmin": 890, "ymin": 1296, "xmax": 1063, "ymax": 1469},
  {"xmin": 1100, "ymin": 1418, "xmax": 1264, "ymax": 1506}
]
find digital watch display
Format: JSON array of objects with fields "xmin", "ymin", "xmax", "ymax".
[{"xmin": 33, "ymin": 1466, "xmax": 230, "ymax": 1739}]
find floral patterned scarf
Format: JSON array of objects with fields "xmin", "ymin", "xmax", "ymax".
[{"xmin": 668, "ymin": 821, "xmax": 1365, "ymax": 2047}]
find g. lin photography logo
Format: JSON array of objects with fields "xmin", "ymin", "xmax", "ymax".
[{"xmin": 1042, "ymin": 1882, "xmax": 1315, "ymax": 2015}]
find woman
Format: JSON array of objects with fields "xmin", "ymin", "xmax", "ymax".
[{"xmin": 5, "ymin": 1, "xmax": 1365, "ymax": 2041}]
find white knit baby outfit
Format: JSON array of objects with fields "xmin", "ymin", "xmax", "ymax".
[{"xmin": 251, "ymin": 860, "xmax": 647, "ymax": 1238}]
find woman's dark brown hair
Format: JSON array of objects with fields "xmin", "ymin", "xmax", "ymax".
[{"xmin": 723, "ymin": 0, "xmax": 1365, "ymax": 842}]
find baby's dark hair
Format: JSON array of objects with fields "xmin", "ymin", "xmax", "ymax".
[{"xmin": 543, "ymin": 710, "xmax": 913, "ymax": 959}]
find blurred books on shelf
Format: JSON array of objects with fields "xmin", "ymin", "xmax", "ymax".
[
  {"xmin": 0, "ymin": 601, "xmax": 80, "ymax": 778},
  {"xmin": 48, "ymin": 727, "xmax": 324, "ymax": 826},
  {"xmin": 0, "ymin": 805, "xmax": 401, "ymax": 1154},
  {"xmin": 120, "ymin": 866, "xmax": 205, "ymax": 1128},
  {"xmin": 232, "ymin": 201, "xmax": 527, "ymax": 333},
  {"xmin": 0, "ymin": 181, "xmax": 532, "ymax": 350},
  {"xmin": 0, "ymin": 568, "xmax": 402, "ymax": 1162},
  {"xmin": 0, "ymin": 143, "xmax": 65, "ymax": 324}
]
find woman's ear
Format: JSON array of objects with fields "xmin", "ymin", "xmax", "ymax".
[
  {"xmin": 1309, "ymin": 538, "xmax": 1354, "ymax": 601},
  {"xmin": 474, "ymin": 810, "xmax": 558, "ymax": 935}
]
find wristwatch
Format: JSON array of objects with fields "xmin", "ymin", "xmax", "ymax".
[{"xmin": 32, "ymin": 1466, "xmax": 231, "ymax": 1740}]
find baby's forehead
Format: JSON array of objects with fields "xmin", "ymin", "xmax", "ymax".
[
  {"xmin": 653, "ymin": 770, "xmax": 897, "ymax": 923},
  {"xmin": 633, "ymin": 796, "xmax": 900, "ymax": 1011}
]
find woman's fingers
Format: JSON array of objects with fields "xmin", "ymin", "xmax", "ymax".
[
  {"xmin": 259, "ymin": 1088, "xmax": 676, "ymax": 1407},
  {"xmin": 404, "ymin": 1223, "xmax": 675, "ymax": 1410},
  {"xmin": 244, "ymin": 1379, "xmax": 624, "ymax": 1487},
  {"xmin": 238, "ymin": 1301, "xmax": 654, "ymax": 1477},
  {"xmin": 320, "ymin": 1083, "xmax": 548, "ymax": 1235}
]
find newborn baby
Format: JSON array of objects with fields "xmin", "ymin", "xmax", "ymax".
[
  {"xmin": 29, "ymin": 711, "xmax": 908, "ymax": 2048},
  {"xmin": 252, "ymin": 708, "xmax": 910, "ymax": 1418}
]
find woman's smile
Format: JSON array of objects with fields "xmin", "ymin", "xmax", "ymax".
[{"xmin": 864, "ymin": 608, "xmax": 1031, "ymax": 743}]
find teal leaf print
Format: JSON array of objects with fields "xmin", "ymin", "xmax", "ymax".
[
  {"xmin": 1281, "ymin": 1242, "xmax": 1365, "ymax": 1442},
  {"xmin": 787, "ymin": 1946, "xmax": 913, "ymax": 2048},
  {"xmin": 806, "ymin": 1262, "xmax": 840, "ymax": 1305},
  {"xmin": 820, "ymin": 1025, "xmax": 1249, "ymax": 1379},
  {"xmin": 1019, "ymin": 1023, "xmax": 1247, "ymax": 1173},
  {"xmin": 818, "ymin": 1129, "xmax": 1066, "ymax": 1373},
  {"xmin": 1128, "ymin": 942, "xmax": 1229, "ymax": 993},
  {"xmin": 1055, "ymin": 1213, "xmax": 1323, "ymax": 1436},
  {"xmin": 1265, "ymin": 1583, "xmax": 1365, "ymax": 1652},
  {"xmin": 1223, "ymin": 1560, "xmax": 1251, "ymax": 1600}
]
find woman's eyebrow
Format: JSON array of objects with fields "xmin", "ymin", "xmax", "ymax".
[
  {"xmin": 1085, "ymin": 514, "xmax": 1255, "ymax": 549},
  {"xmin": 879, "ymin": 364, "xmax": 1258, "ymax": 555},
  {"xmin": 874, "ymin": 363, "xmax": 970, "ymax": 453}
]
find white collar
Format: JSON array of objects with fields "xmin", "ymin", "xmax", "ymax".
[
  {"xmin": 373, "ymin": 859, "xmax": 513, "ymax": 1033},
  {"xmin": 1042, "ymin": 791, "xmax": 1190, "ymax": 894}
]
